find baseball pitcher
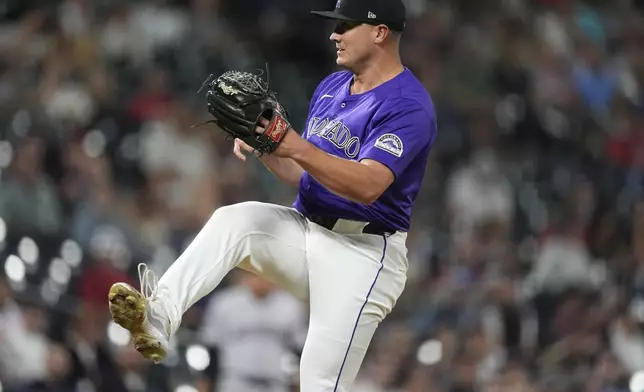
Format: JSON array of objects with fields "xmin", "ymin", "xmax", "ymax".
[{"xmin": 107, "ymin": 0, "xmax": 438, "ymax": 390}]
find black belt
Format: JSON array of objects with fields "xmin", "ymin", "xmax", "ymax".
[{"xmin": 307, "ymin": 215, "xmax": 396, "ymax": 236}]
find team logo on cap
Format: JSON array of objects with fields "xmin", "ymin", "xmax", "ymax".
[{"xmin": 335, "ymin": 0, "xmax": 341, "ymax": 9}]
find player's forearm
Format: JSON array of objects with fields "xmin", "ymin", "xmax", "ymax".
[
  {"xmin": 258, "ymin": 155, "xmax": 304, "ymax": 188},
  {"xmin": 289, "ymin": 140, "xmax": 381, "ymax": 204}
]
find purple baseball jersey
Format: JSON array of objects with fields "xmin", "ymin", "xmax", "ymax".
[{"xmin": 292, "ymin": 68, "xmax": 437, "ymax": 232}]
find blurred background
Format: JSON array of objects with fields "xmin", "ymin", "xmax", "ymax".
[{"xmin": 1, "ymin": 0, "xmax": 644, "ymax": 391}]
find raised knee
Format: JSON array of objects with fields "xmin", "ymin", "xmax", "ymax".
[
  {"xmin": 210, "ymin": 202, "xmax": 275, "ymax": 232},
  {"xmin": 211, "ymin": 202, "xmax": 249, "ymax": 220}
]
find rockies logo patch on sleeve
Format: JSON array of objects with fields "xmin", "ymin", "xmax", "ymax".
[{"xmin": 374, "ymin": 134, "xmax": 403, "ymax": 157}]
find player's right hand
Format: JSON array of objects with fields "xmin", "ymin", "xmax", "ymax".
[{"xmin": 233, "ymin": 138, "xmax": 258, "ymax": 161}]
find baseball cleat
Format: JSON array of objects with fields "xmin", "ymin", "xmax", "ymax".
[{"xmin": 108, "ymin": 263, "xmax": 170, "ymax": 364}]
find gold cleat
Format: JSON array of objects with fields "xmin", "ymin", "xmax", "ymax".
[{"xmin": 108, "ymin": 264, "xmax": 170, "ymax": 364}]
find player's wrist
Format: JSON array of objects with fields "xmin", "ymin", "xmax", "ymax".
[{"xmin": 279, "ymin": 130, "xmax": 310, "ymax": 160}]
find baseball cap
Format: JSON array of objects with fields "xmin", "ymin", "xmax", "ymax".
[{"xmin": 311, "ymin": 0, "xmax": 406, "ymax": 32}]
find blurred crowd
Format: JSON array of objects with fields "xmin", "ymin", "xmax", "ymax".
[{"xmin": 1, "ymin": 0, "xmax": 644, "ymax": 391}]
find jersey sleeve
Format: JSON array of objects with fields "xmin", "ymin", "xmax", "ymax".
[{"xmin": 358, "ymin": 99, "xmax": 436, "ymax": 178}]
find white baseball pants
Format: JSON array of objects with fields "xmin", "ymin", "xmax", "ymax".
[{"xmin": 157, "ymin": 201, "xmax": 409, "ymax": 392}]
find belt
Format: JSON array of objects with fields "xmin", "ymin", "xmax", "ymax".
[{"xmin": 307, "ymin": 215, "xmax": 396, "ymax": 236}]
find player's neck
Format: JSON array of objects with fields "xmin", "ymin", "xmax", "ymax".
[{"xmin": 350, "ymin": 57, "xmax": 404, "ymax": 95}]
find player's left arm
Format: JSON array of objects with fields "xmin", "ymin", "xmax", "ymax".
[{"xmin": 277, "ymin": 101, "xmax": 435, "ymax": 204}]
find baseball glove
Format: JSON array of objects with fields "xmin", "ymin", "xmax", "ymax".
[{"xmin": 197, "ymin": 69, "xmax": 291, "ymax": 155}]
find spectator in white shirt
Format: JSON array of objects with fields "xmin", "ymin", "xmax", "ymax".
[{"xmin": 197, "ymin": 271, "xmax": 307, "ymax": 392}]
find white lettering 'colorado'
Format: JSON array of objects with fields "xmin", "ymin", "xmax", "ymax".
[
  {"xmin": 374, "ymin": 133, "xmax": 403, "ymax": 157},
  {"xmin": 307, "ymin": 117, "xmax": 361, "ymax": 158}
]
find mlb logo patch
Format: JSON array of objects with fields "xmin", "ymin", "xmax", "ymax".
[{"xmin": 374, "ymin": 133, "xmax": 403, "ymax": 157}]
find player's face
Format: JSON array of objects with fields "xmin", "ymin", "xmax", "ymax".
[{"xmin": 329, "ymin": 21, "xmax": 376, "ymax": 69}]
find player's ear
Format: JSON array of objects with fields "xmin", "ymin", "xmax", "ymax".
[{"xmin": 373, "ymin": 25, "xmax": 388, "ymax": 44}]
